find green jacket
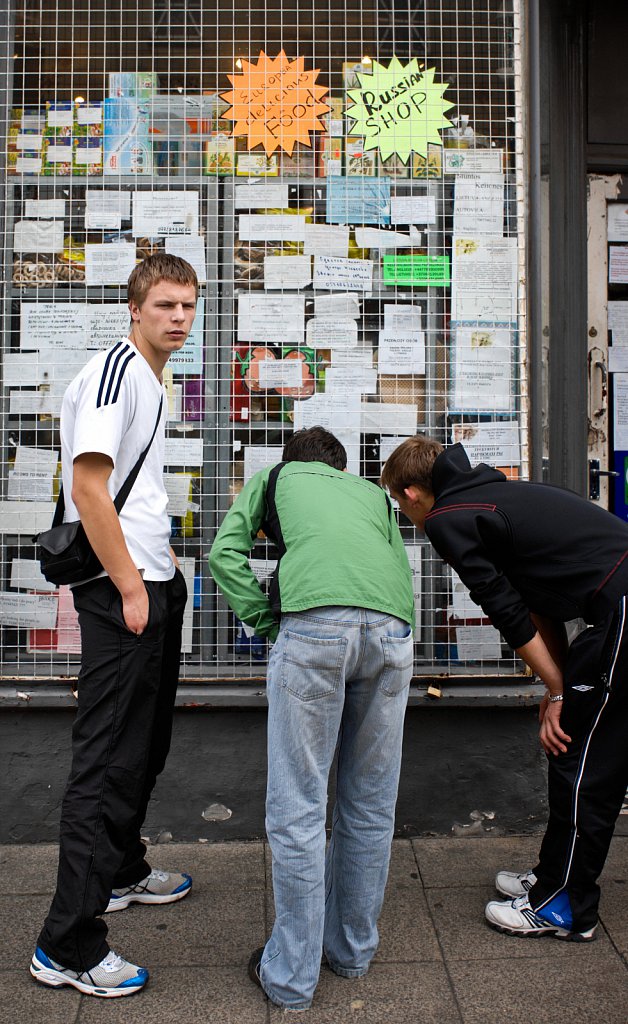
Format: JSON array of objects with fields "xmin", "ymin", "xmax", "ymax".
[{"xmin": 208, "ymin": 461, "xmax": 415, "ymax": 641}]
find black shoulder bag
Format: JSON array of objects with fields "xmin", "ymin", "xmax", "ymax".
[{"xmin": 35, "ymin": 395, "xmax": 163, "ymax": 587}]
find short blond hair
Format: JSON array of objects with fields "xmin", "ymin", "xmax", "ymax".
[
  {"xmin": 380, "ymin": 435, "xmax": 443, "ymax": 495},
  {"xmin": 127, "ymin": 253, "xmax": 199, "ymax": 307}
]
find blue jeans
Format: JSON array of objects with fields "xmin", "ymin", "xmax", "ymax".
[{"xmin": 260, "ymin": 606, "xmax": 413, "ymax": 1010}]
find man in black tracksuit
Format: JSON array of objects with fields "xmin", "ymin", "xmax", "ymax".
[{"xmin": 381, "ymin": 437, "xmax": 628, "ymax": 941}]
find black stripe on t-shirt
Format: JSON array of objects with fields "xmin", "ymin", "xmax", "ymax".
[
  {"xmin": 96, "ymin": 341, "xmax": 123, "ymax": 408},
  {"xmin": 97, "ymin": 343, "xmax": 136, "ymax": 408}
]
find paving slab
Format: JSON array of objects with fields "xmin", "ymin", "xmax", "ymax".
[
  {"xmin": 0, "ymin": 844, "xmax": 58, "ymax": 896},
  {"xmin": 426, "ymin": 886, "xmax": 616, "ymax": 962},
  {"xmin": 412, "ymin": 835, "xmax": 542, "ymax": 889},
  {"xmin": 78, "ymin": 965, "xmax": 268, "ymax": 1024},
  {"xmin": 599, "ymin": 879, "xmax": 628, "ymax": 957},
  {"xmin": 268, "ymin": 962, "xmax": 461, "ymax": 1024},
  {"xmin": 0, "ymin": 894, "xmax": 51, "ymax": 970},
  {"xmin": 134, "ymin": 840, "xmax": 266, "ymax": 891},
  {"xmin": 448, "ymin": 952, "xmax": 628, "ymax": 1024},
  {"xmin": 105, "ymin": 888, "xmax": 266, "ymax": 968},
  {"xmin": 0, "ymin": 967, "xmax": 81, "ymax": 1024}
]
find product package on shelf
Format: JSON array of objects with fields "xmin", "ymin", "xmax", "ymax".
[
  {"xmin": 108, "ymin": 72, "xmax": 159, "ymax": 98},
  {"xmin": 103, "ymin": 97, "xmax": 153, "ymax": 174},
  {"xmin": 203, "ymin": 133, "xmax": 236, "ymax": 175},
  {"xmin": 317, "ymin": 135, "xmax": 343, "ymax": 177},
  {"xmin": 345, "ymin": 138, "xmax": 377, "ymax": 176},
  {"xmin": 7, "ymin": 107, "xmax": 45, "ymax": 175}
]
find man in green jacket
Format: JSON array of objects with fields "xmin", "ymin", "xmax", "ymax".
[{"xmin": 209, "ymin": 427, "xmax": 415, "ymax": 1011}]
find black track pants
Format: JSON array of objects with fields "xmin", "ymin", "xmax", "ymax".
[
  {"xmin": 529, "ymin": 595, "xmax": 628, "ymax": 931},
  {"xmin": 37, "ymin": 570, "xmax": 187, "ymax": 971}
]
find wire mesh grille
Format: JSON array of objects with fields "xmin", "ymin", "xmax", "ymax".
[{"xmin": 1, "ymin": 0, "xmax": 526, "ymax": 682}]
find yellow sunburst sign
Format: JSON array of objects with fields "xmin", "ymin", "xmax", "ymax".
[
  {"xmin": 346, "ymin": 58, "xmax": 454, "ymax": 164},
  {"xmin": 220, "ymin": 50, "xmax": 330, "ymax": 156}
]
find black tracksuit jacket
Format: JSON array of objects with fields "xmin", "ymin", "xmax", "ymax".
[{"xmin": 424, "ymin": 444, "xmax": 628, "ymax": 650}]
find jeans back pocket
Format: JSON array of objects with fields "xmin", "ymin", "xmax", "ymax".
[
  {"xmin": 280, "ymin": 630, "xmax": 347, "ymax": 701},
  {"xmin": 380, "ymin": 631, "xmax": 414, "ymax": 696}
]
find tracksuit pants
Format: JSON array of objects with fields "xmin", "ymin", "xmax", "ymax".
[
  {"xmin": 529, "ymin": 594, "xmax": 628, "ymax": 931},
  {"xmin": 37, "ymin": 570, "xmax": 187, "ymax": 972}
]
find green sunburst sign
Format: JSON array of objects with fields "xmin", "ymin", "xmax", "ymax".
[{"xmin": 346, "ymin": 57, "xmax": 454, "ymax": 164}]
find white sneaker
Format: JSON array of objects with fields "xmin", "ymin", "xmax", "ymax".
[
  {"xmin": 495, "ymin": 868, "xmax": 537, "ymax": 898},
  {"xmin": 485, "ymin": 895, "xmax": 596, "ymax": 942},
  {"xmin": 106, "ymin": 869, "xmax": 192, "ymax": 912},
  {"xmin": 30, "ymin": 947, "xmax": 148, "ymax": 997}
]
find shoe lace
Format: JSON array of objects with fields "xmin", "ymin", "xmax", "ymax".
[
  {"xmin": 148, "ymin": 869, "xmax": 169, "ymax": 883},
  {"xmin": 512, "ymin": 895, "xmax": 531, "ymax": 910},
  {"xmin": 100, "ymin": 950, "xmax": 126, "ymax": 973}
]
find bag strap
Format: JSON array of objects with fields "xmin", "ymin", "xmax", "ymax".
[{"xmin": 51, "ymin": 393, "xmax": 164, "ymax": 525}]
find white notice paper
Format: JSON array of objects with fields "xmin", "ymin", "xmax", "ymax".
[
  {"xmin": 325, "ymin": 366, "xmax": 377, "ymax": 396},
  {"xmin": 14, "ymin": 220, "xmax": 65, "ymax": 253},
  {"xmin": 85, "ymin": 243, "xmax": 137, "ymax": 286},
  {"xmin": 454, "ymin": 174, "xmax": 504, "ymax": 236},
  {"xmin": 355, "ymin": 227, "xmax": 422, "ymax": 249},
  {"xmin": 378, "ymin": 331, "xmax": 426, "ymax": 375},
  {"xmin": 14, "ymin": 447, "xmax": 59, "ymax": 475},
  {"xmin": 306, "ymin": 318, "xmax": 358, "ymax": 348},
  {"xmin": 609, "ymin": 247, "xmax": 628, "ymax": 284},
  {"xmin": 56, "ymin": 585, "xmax": 82, "ymax": 653},
  {"xmin": 10, "ymin": 392, "xmax": 62, "ymax": 416},
  {"xmin": 389, "ymin": 196, "xmax": 437, "ymax": 225},
  {"xmin": 24, "ymin": 199, "xmax": 66, "ymax": 218},
  {"xmin": 234, "ymin": 184, "xmax": 290, "ymax": 209},
  {"xmin": 312, "ymin": 256, "xmax": 373, "ymax": 291},
  {"xmin": 132, "ymin": 191, "xmax": 199, "ymax": 236},
  {"xmin": 314, "ymin": 293, "xmax": 361, "ymax": 319},
  {"xmin": 608, "ymin": 204, "xmax": 628, "ymax": 242},
  {"xmin": 384, "ymin": 304, "xmax": 422, "ymax": 332},
  {"xmin": 178, "ymin": 556, "xmax": 196, "ymax": 655},
  {"xmin": 449, "ymin": 570, "xmax": 479, "ymax": 619},
  {"xmin": 0, "ymin": 592, "xmax": 58, "ymax": 629},
  {"xmin": 380, "ymin": 435, "xmax": 413, "ymax": 464},
  {"xmin": 258, "ymin": 360, "xmax": 304, "ymax": 389},
  {"xmin": 243, "ymin": 446, "xmax": 283, "ymax": 483},
  {"xmin": 164, "ymin": 474, "xmax": 193, "ymax": 517},
  {"xmin": 238, "ymin": 294, "xmax": 305, "ymax": 346},
  {"xmin": 4, "ymin": 351, "xmax": 88, "ymax": 387},
  {"xmin": 293, "ymin": 393, "xmax": 361, "ymax": 432},
  {"xmin": 10, "ymin": 558, "xmax": 57, "ymax": 593},
  {"xmin": 614, "ymin": 376, "xmax": 628, "ymax": 448},
  {"xmin": 8, "ymin": 471, "xmax": 54, "ymax": 502},
  {"xmin": 452, "ymin": 237, "xmax": 518, "ymax": 323},
  {"xmin": 165, "ymin": 235, "xmax": 207, "ymax": 283},
  {"xmin": 302, "ymin": 224, "xmax": 349, "ymax": 257},
  {"xmin": 238, "ymin": 214, "xmax": 307, "ymax": 242},
  {"xmin": 164, "ymin": 437, "xmax": 203, "ymax": 467},
  {"xmin": 85, "ymin": 191, "xmax": 131, "ymax": 229},
  {"xmin": 360, "ymin": 402, "xmax": 418, "ymax": 434},
  {"xmin": 451, "ymin": 327, "xmax": 513, "ymax": 412},
  {"xmin": 444, "ymin": 149, "xmax": 504, "ymax": 174},
  {"xmin": 21, "ymin": 303, "xmax": 130, "ymax": 350},
  {"xmin": 451, "ymin": 421, "xmax": 520, "ymax": 466},
  {"xmin": 608, "ymin": 348, "xmax": 628, "ymax": 373},
  {"xmin": 455, "ymin": 624, "xmax": 502, "ymax": 661},
  {"xmin": 264, "ymin": 256, "xmax": 312, "ymax": 290},
  {"xmin": 608, "ymin": 302, "xmax": 628, "ymax": 345}
]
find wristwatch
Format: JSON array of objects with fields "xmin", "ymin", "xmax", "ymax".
[{"xmin": 546, "ymin": 692, "xmax": 564, "ymax": 703}]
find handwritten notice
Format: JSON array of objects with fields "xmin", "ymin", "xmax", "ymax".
[
  {"xmin": 389, "ymin": 195, "xmax": 437, "ymax": 225},
  {"xmin": 303, "ymin": 224, "xmax": 349, "ymax": 257},
  {"xmin": 314, "ymin": 293, "xmax": 361, "ymax": 319},
  {"xmin": 220, "ymin": 50, "xmax": 329, "ymax": 156},
  {"xmin": 238, "ymin": 294, "xmax": 305, "ymax": 345},
  {"xmin": 451, "ymin": 327, "xmax": 513, "ymax": 412},
  {"xmin": 306, "ymin": 318, "xmax": 358, "ymax": 347},
  {"xmin": 326, "ymin": 176, "xmax": 391, "ymax": 225},
  {"xmin": 384, "ymin": 304, "xmax": 422, "ymax": 331},
  {"xmin": 264, "ymin": 256, "xmax": 312, "ymax": 289},
  {"xmin": 85, "ymin": 242, "xmax": 136, "ymax": 285},
  {"xmin": 164, "ymin": 437, "xmax": 203, "ymax": 467},
  {"xmin": 132, "ymin": 191, "xmax": 199, "ymax": 236},
  {"xmin": 234, "ymin": 183, "xmax": 290, "ymax": 208},
  {"xmin": 238, "ymin": 214, "xmax": 307, "ymax": 242},
  {"xmin": 164, "ymin": 473, "xmax": 193, "ymax": 517},
  {"xmin": 355, "ymin": 226, "xmax": 422, "ymax": 249},
  {"xmin": 383, "ymin": 254, "xmax": 450, "ymax": 286},
  {"xmin": 451, "ymin": 421, "xmax": 520, "ymax": 466},
  {"xmin": 313, "ymin": 256, "xmax": 373, "ymax": 291},
  {"xmin": 455, "ymin": 624, "xmax": 502, "ymax": 660},
  {"xmin": 243, "ymin": 446, "xmax": 283, "ymax": 483},
  {"xmin": 345, "ymin": 59, "xmax": 453, "ymax": 163},
  {"xmin": 20, "ymin": 303, "xmax": 131, "ymax": 350},
  {"xmin": 378, "ymin": 331, "xmax": 425, "ymax": 374}
]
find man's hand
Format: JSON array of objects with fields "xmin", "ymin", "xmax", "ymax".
[
  {"xmin": 120, "ymin": 579, "xmax": 149, "ymax": 635},
  {"xmin": 539, "ymin": 696, "xmax": 571, "ymax": 756}
]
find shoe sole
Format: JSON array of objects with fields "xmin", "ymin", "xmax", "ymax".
[
  {"xmin": 105, "ymin": 882, "xmax": 192, "ymax": 913},
  {"xmin": 30, "ymin": 958, "xmax": 147, "ymax": 997},
  {"xmin": 486, "ymin": 918, "xmax": 596, "ymax": 942}
]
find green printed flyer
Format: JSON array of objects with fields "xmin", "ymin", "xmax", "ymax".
[{"xmin": 382, "ymin": 254, "xmax": 450, "ymax": 286}]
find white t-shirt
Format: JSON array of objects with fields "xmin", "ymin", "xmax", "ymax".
[{"xmin": 60, "ymin": 337, "xmax": 175, "ymax": 581}]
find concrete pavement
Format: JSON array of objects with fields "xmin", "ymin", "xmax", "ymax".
[{"xmin": 1, "ymin": 834, "xmax": 627, "ymax": 1023}]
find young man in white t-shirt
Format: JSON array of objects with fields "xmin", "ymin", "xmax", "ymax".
[{"xmin": 31, "ymin": 254, "xmax": 198, "ymax": 998}]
